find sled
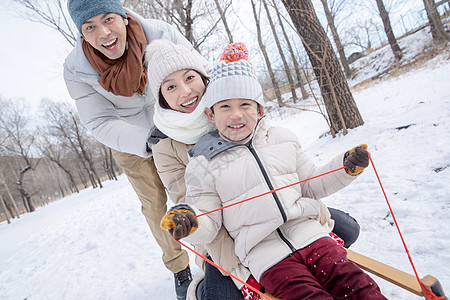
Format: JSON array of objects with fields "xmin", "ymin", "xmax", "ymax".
[{"xmin": 346, "ymin": 249, "xmax": 447, "ymax": 299}]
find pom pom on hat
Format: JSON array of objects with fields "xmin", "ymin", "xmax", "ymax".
[
  {"xmin": 220, "ymin": 42, "xmax": 249, "ymax": 63},
  {"xmin": 202, "ymin": 43, "xmax": 264, "ymax": 109}
]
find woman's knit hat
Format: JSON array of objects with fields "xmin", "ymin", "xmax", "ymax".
[
  {"xmin": 145, "ymin": 40, "xmax": 208, "ymax": 100},
  {"xmin": 202, "ymin": 43, "xmax": 264, "ymax": 109},
  {"xmin": 67, "ymin": 0, "xmax": 127, "ymax": 33}
]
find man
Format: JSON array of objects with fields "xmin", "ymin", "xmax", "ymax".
[{"xmin": 63, "ymin": 1, "xmax": 211, "ymax": 299}]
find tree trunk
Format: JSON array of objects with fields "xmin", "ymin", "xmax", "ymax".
[
  {"xmin": 173, "ymin": 0, "xmax": 195, "ymax": 45},
  {"xmin": 70, "ymin": 112, "xmax": 103, "ymax": 189},
  {"xmin": 214, "ymin": 0, "xmax": 233, "ymax": 43},
  {"xmin": 319, "ymin": 0, "xmax": 352, "ymax": 77},
  {"xmin": 0, "ymin": 173, "xmax": 20, "ymax": 218},
  {"xmin": 423, "ymin": 0, "xmax": 449, "ymax": 42},
  {"xmin": 1, "ymin": 194, "xmax": 11, "ymax": 224},
  {"xmin": 272, "ymin": 0, "xmax": 309, "ymax": 100},
  {"xmin": 375, "ymin": 0, "xmax": 403, "ymax": 61},
  {"xmin": 250, "ymin": 0, "xmax": 284, "ymax": 107},
  {"xmin": 109, "ymin": 148, "xmax": 118, "ymax": 180},
  {"xmin": 281, "ymin": 0, "xmax": 364, "ymax": 135},
  {"xmin": 18, "ymin": 165, "xmax": 34, "ymax": 212},
  {"xmin": 262, "ymin": 0, "xmax": 298, "ymax": 103}
]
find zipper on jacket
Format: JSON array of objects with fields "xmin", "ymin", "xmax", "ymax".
[
  {"xmin": 246, "ymin": 144, "xmax": 297, "ymax": 253},
  {"xmin": 247, "ymin": 144, "xmax": 287, "ymax": 222}
]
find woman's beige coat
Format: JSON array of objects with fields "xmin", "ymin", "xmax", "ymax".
[{"xmin": 152, "ymin": 138, "xmax": 251, "ymax": 289}]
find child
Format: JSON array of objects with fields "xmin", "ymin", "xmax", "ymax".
[{"xmin": 161, "ymin": 43, "xmax": 387, "ymax": 299}]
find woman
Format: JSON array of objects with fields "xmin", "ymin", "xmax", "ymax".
[{"xmin": 145, "ymin": 40, "xmax": 360, "ymax": 300}]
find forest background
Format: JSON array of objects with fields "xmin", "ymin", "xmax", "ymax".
[{"xmin": 0, "ymin": 0, "xmax": 448, "ymax": 222}]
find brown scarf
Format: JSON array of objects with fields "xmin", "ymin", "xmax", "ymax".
[{"xmin": 82, "ymin": 13, "xmax": 148, "ymax": 97}]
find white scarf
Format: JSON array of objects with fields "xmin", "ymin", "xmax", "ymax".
[{"xmin": 153, "ymin": 101, "xmax": 215, "ymax": 145}]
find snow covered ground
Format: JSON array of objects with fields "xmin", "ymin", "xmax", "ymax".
[{"xmin": 1, "ymin": 27, "xmax": 449, "ymax": 299}]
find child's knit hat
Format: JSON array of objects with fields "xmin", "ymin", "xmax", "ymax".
[
  {"xmin": 145, "ymin": 40, "xmax": 208, "ymax": 100},
  {"xmin": 202, "ymin": 43, "xmax": 264, "ymax": 109},
  {"xmin": 67, "ymin": 0, "xmax": 127, "ymax": 33}
]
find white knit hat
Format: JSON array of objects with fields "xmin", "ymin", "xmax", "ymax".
[
  {"xmin": 145, "ymin": 40, "xmax": 207, "ymax": 100},
  {"xmin": 202, "ymin": 43, "xmax": 264, "ymax": 109}
]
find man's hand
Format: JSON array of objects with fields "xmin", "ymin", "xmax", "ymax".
[
  {"xmin": 344, "ymin": 144, "xmax": 370, "ymax": 175},
  {"xmin": 161, "ymin": 204, "xmax": 198, "ymax": 240}
]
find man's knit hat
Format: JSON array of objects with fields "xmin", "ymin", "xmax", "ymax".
[
  {"xmin": 67, "ymin": 0, "xmax": 127, "ymax": 33},
  {"xmin": 145, "ymin": 40, "xmax": 208, "ymax": 100},
  {"xmin": 202, "ymin": 43, "xmax": 264, "ymax": 109}
]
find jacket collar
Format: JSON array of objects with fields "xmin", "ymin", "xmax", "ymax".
[{"xmin": 188, "ymin": 116, "xmax": 266, "ymax": 161}]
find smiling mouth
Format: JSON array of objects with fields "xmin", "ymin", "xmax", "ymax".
[
  {"xmin": 228, "ymin": 124, "xmax": 245, "ymax": 129},
  {"xmin": 181, "ymin": 97, "xmax": 198, "ymax": 107},
  {"xmin": 102, "ymin": 39, "xmax": 117, "ymax": 50}
]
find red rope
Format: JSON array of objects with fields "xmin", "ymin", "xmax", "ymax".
[
  {"xmin": 173, "ymin": 234, "xmax": 271, "ymax": 300},
  {"xmin": 175, "ymin": 155, "xmax": 444, "ymax": 299},
  {"xmin": 196, "ymin": 166, "xmax": 346, "ymax": 218},
  {"xmin": 368, "ymin": 152, "xmax": 445, "ymax": 300}
]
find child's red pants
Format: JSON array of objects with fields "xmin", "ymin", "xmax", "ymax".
[{"xmin": 260, "ymin": 237, "xmax": 387, "ymax": 300}]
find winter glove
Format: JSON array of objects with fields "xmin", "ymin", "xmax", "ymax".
[
  {"xmin": 160, "ymin": 204, "xmax": 198, "ymax": 240},
  {"xmin": 318, "ymin": 199, "xmax": 332, "ymax": 226},
  {"xmin": 343, "ymin": 144, "xmax": 370, "ymax": 175},
  {"xmin": 147, "ymin": 126, "xmax": 168, "ymax": 145}
]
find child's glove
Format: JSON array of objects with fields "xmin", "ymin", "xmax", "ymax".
[
  {"xmin": 344, "ymin": 144, "xmax": 370, "ymax": 175},
  {"xmin": 160, "ymin": 204, "xmax": 198, "ymax": 240}
]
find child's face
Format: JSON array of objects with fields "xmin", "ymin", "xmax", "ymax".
[
  {"xmin": 204, "ymin": 98, "xmax": 264, "ymax": 141},
  {"xmin": 160, "ymin": 69, "xmax": 206, "ymax": 113}
]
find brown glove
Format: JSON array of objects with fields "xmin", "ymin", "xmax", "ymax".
[
  {"xmin": 344, "ymin": 144, "xmax": 370, "ymax": 175},
  {"xmin": 160, "ymin": 204, "xmax": 198, "ymax": 240}
]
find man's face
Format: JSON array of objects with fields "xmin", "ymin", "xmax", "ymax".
[
  {"xmin": 204, "ymin": 98, "xmax": 264, "ymax": 141},
  {"xmin": 81, "ymin": 13, "xmax": 128, "ymax": 60}
]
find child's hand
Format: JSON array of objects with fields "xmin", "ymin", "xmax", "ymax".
[
  {"xmin": 160, "ymin": 204, "xmax": 198, "ymax": 240},
  {"xmin": 344, "ymin": 144, "xmax": 369, "ymax": 175}
]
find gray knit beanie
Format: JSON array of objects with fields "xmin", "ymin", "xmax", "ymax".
[
  {"xmin": 145, "ymin": 40, "xmax": 208, "ymax": 100},
  {"xmin": 202, "ymin": 43, "xmax": 264, "ymax": 109},
  {"xmin": 67, "ymin": 0, "xmax": 127, "ymax": 32}
]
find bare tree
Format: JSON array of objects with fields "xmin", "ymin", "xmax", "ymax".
[
  {"xmin": 12, "ymin": 0, "xmax": 77, "ymax": 46},
  {"xmin": 123, "ymin": 0, "xmax": 166, "ymax": 19},
  {"xmin": 214, "ymin": 0, "xmax": 234, "ymax": 43},
  {"xmin": 375, "ymin": 0, "xmax": 403, "ymax": 61},
  {"xmin": 319, "ymin": 0, "xmax": 352, "ymax": 77},
  {"xmin": 271, "ymin": 0, "xmax": 309, "ymax": 100},
  {"xmin": 40, "ymin": 100, "xmax": 103, "ymax": 189},
  {"xmin": 152, "ymin": 0, "xmax": 221, "ymax": 51},
  {"xmin": 250, "ymin": 0, "xmax": 284, "ymax": 106},
  {"xmin": 0, "ymin": 99, "xmax": 40, "ymax": 211},
  {"xmin": 36, "ymin": 134, "xmax": 80, "ymax": 194},
  {"xmin": 1, "ymin": 194, "xmax": 11, "ymax": 224},
  {"xmin": 100, "ymin": 146, "xmax": 119, "ymax": 181},
  {"xmin": 423, "ymin": 0, "xmax": 449, "ymax": 42},
  {"xmin": 262, "ymin": 0, "xmax": 298, "ymax": 102},
  {"xmin": 280, "ymin": 0, "xmax": 364, "ymax": 135},
  {"xmin": 0, "ymin": 158, "xmax": 21, "ymax": 219},
  {"xmin": 344, "ymin": 18, "xmax": 376, "ymax": 53}
]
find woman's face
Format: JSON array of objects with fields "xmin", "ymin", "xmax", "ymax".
[{"xmin": 160, "ymin": 69, "xmax": 206, "ymax": 113}]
